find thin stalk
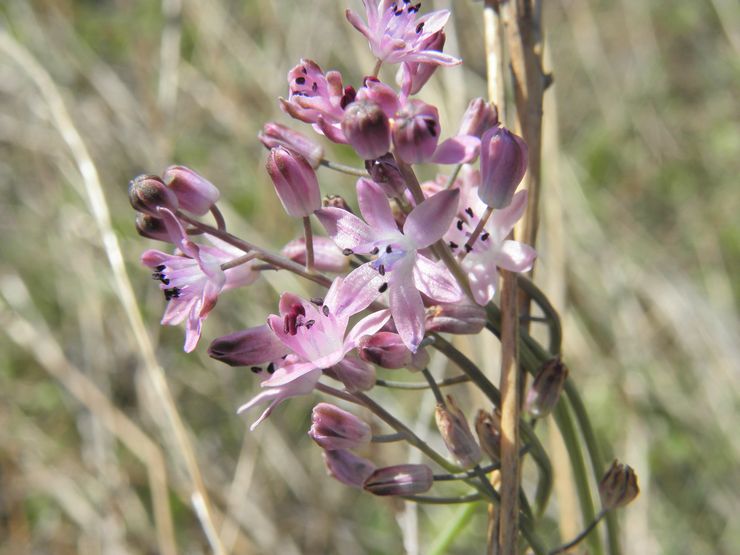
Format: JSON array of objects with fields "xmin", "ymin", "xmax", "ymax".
[
  {"xmin": 372, "ymin": 432, "xmax": 405, "ymax": 443},
  {"xmin": 375, "ymin": 374, "xmax": 470, "ymax": 390},
  {"xmin": 460, "ymin": 206, "xmax": 493, "ymax": 260},
  {"xmin": 210, "ymin": 205, "xmax": 226, "ymax": 231},
  {"xmin": 516, "ymin": 275, "xmax": 562, "ymax": 355},
  {"xmin": 302, "ymin": 216, "xmax": 314, "ymax": 272},
  {"xmin": 445, "ymin": 163, "xmax": 464, "ymax": 189},
  {"xmin": 220, "ymin": 252, "xmax": 258, "ymax": 271},
  {"xmin": 319, "ymin": 158, "xmax": 369, "ymax": 177},
  {"xmin": 372, "ymin": 59, "xmax": 383, "ymax": 78},
  {"xmin": 402, "ymin": 493, "xmax": 483, "ymax": 505},
  {"xmin": 548, "ymin": 509, "xmax": 607, "ymax": 555},
  {"xmin": 422, "ymin": 368, "xmax": 445, "ymax": 404},
  {"xmin": 428, "ymin": 503, "xmax": 478, "ymax": 555},
  {"xmin": 434, "ymin": 461, "xmax": 503, "ymax": 481}
]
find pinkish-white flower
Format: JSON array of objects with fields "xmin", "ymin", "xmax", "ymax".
[
  {"xmin": 316, "ymin": 178, "xmax": 462, "ymax": 352},
  {"xmin": 141, "ymin": 208, "xmax": 258, "ymax": 352}
]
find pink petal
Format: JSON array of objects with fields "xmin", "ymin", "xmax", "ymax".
[
  {"xmin": 431, "ymin": 135, "xmax": 481, "ymax": 165},
  {"xmin": 489, "ymin": 190, "xmax": 528, "ymax": 242},
  {"xmin": 388, "ymin": 256, "xmax": 425, "ymax": 352},
  {"xmin": 344, "ymin": 309, "xmax": 392, "ymax": 351},
  {"xmin": 495, "ymin": 240, "xmax": 537, "ymax": 273},
  {"xmin": 325, "ymin": 264, "xmax": 385, "ymax": 319},
  {"xmin": 416, "ymin": 10, "xmax": 451, "ymax": 36},
  {"xmin": 160, "ymin": 296, "xmax": 194, "ymax": 326},
  {"xmin": 464, "ymin": 256, "xmax": 499, "ymax": 306},
  {"xmin": 156, "ymin": 207, "xmax": 198, "ymax": 259},
  {"xmin": 184, "ymin": 301, "xmax": 204, "ymax": 353},
  {"xmin": 345, "ymin": 9, "xmax": 373, "ymax": 42},
  {"xmin": 413, "ymin": 254, "xmax": 463, "ymax": 303},
  {"xmin": 357, "ymin": 178, "xmax": 400, "ymax": 235},
  {"xmin": 402, "ymin": 50, "xmax": 462, "ymax": 66},
  {"xmin": 403, "ymin": 189, "xmax": 460, "ymax": 249},
  {"xmin": 315, "ymin": 207, "xmax": 376, "ymax": 252},
  {"xmin": 261, "ymin": 360, "xmax": 321, "ymax": 389},
  {"xmin": 314, "ymin": 117, "xmax": 347, "ymax": 144}
]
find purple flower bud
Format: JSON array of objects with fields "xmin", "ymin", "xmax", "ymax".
[
  {"xmin": 525, "ymin": 358, "xmax": 569, "ymax": 418},
  {"xmin": 399, "ymin": 31, "xmax": 447, "ymax": 95},
  {"xmin": 341, "ymin": 100, "xmax": 391, "ymax": 160},
  {"xmin": 425, "ymin": 302, "xmax": 487, "ymax": 335},
  {"xmin": 356, "ymin": 79, "xmax": 401, "ymax": 117},
  {"xmin": 281, "ymin": 236, "xmax": 349, "ymax": 273},
  {"xmin": 358, "ymin": 332, "xmax": 428, "ymax": 370},
  {"xmin": 475, "ymin": 409, "xmax": 502, "ymax": 463},
  {"xmin": 324, "ymin": 356, "xmax": 376, "ymax": 392},
  {"xmin": 266, "ymin": 147, "xmax": 321, "ymax": 217},
  {"xmin": 479, "ymin": 126, "xmax": 528, "ymax": 209},
  {"xmin": 135, "ymin": 213, "xmax": 171, "ymax": 242},
  {"xmin": 322, "ymin": 194, "xmax": 354, "ymax": 212},
  {"xmin": 259, "ymin": 122, "xmax": 324, "ymax": 169},
  {"xmin": 323, "ymin": 449, "xmax": 376, "ymax": 488},
  {"xmin": 364, "ymin": 153, "xmax": 407, "ymax": 198},
  {"xmin": 363, "ymin": 464, "xmax": 434, "ymax": 496},
  {"xmin": 128, "ymin": 174, "xmax": 179, "ymax": 216},
  {"xmin": 309, "ymin": 403, "xmax": 371, "ymax": 450},
  {"xmin": 599, "ymin": 460, "xmax": 639, "ymax": 510},
  {"xmin": 458, "ymin": 98, "xmax": 499, "ymax": 138},
  {"xmin": 435, "ymin": 395, "xmax": 482, "ymax": 469},
  {"xmin": 392, "ymin": 100, "xmax": 440, "ymax": 164},
  {"xmin": 162, "ymin": 166, "xmax": 220, "ymax": 216}
]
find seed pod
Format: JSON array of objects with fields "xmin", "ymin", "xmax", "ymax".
[
  {"xmin": 435, "ymin": 395, "xmax": 482, "ymax": 469},
  {"xmin": 525, "ymin": 357, "xmax": 569, "ymax": 418},
  {"xmin": 599, "ymin": 459, "xmax": 640, "ymax": 510}
]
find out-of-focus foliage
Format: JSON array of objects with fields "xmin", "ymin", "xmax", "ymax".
[{"xmin": 0, "ymin": 0, "xmax": 737, "ymax": 554}]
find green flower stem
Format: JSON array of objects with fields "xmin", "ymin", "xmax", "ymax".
[
  {"xmin": 422, "ymin": 367, "xmax": 446, "ymax": 404},
  {"xmin": 548, "ymin": 509, "xmax": 608, "ymax": 555},
  {"xmin": 515, "ymin": 275, "xmax": 563, "ymax": 355},
  {"xmin": 318, "ymin": 158, "xmax": 369, "ymax": 177},
  {"xmin": 371, "ymin": 432, "xmax": 405, "ymax": 443},
  {"xmin": 445, "ymin": 163, "xmax": 464, "ymax": 189},
  {"xmin": 374, "ymin": 374, "xmax": 471, "ymax": 390},
  {"xmin": 428, "ymin": 503, "xmax": 478, "ymax": 555},
  {"xmin": 403, "ymin": 493, "xmax": 484, "ymax": 505}
]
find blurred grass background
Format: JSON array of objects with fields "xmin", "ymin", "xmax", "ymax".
[{"xmin": 0, "ymin": 0, "xmax": 738, "ymax": 553}]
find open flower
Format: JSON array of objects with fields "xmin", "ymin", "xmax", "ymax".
[
  {"xmin": 141, "ymin": 208, "xmax": 257, "ymax": 352},
  {"xmin": 316, "ymin": 178, "xmax": 462, "ymax": 351},
  {"xmin": 445, "ymin": 169, "xmax": 536, "ymax": 305},
  {"xmin": 346, "ymin": 1, "xmax": 460, "ymax": 67},
  {"xmin": 209, "ymin": 274, "xmax": 390, "ymax": 429}
]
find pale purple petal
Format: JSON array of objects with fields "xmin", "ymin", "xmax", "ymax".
[
  {"xmin": 416, "ymin": 10, "xmax": 451, "ymax": 36},
  {"xmin": 315, "ymin": 207, "xmax": 376, "ymax": 252},
  {"xmin": 413, "ymin": 255, "xmax": 463, "ymax": 303},
  {"xmin": 345, "ymin": 9, "xmax": 373, "ymax": 41},
  {"xmin": 389, "ymin": 256, "xmax": 426, "ymax": 352},
  {"xmin": 464, "ymin": 256, "xmax": 499, "ymax": 306},
  {"xmin": 260, "ymin": 359, "xmax": 321, "ymax": 389},
  {"xmin": 324, "ymin": 264, "xmax": 385, "ymax": 319},
  {"xmin": 495, "ymin": 241, "xmax": 537, "ymax": 273},
  {"xmin": 208, "ymin": 325, "xmax": 289, "ymax": 366},
  {"xmin": 431, "ymin": 136, "xmax": 481, "ymax": 164},
  {"xmin": 156, "ymin": 207, "xmax": 199, "ymax": 260},
  {"xmin": 344, "ymin": 309, "xmax": 392, "ymax": 352},
  {"xmin": 357, "ymin": 178, "xmax": 400, "ymax": 235},
  {"xmin": 401, "ymin": 50, "xmax": 462, "ymax": 66},
  {"xmin": 160, "ymin": 295, "xmax": 194, "ymax": 325},
  {"xmin": 184, "ymin": 305, "xmax": 204, "ymax": 353},
  {"xmin": 403, "ymin": 189, "xmax": 460, "ymax": 249},
  {"xmin": 489, "ymin": 190, "xmax": 528, "ymax": 243},
  {"xmin": 314, "ymin": 117, "xmax": 348, "ymax": 144}
]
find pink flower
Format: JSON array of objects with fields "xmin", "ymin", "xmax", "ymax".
[
  {"xmin": 316, "ymin": 178, "xmax": 462, "ymax": 352},
  {"xmin": 445, "ymin": 169, "xmax": 536, "ymax": 305},
  {"xmin": 209, "ymin": 275, "xmax": 391, "ymax": 429},
  {"xmin": 346, "ymin": 1, "xmax": 461, "ymax": 67},
  {"xmin": 141, "ymin": 208, "xmax": 258, "ymax": 352}
]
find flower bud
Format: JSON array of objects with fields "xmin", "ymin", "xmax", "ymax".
[
  {"xmin": 364, "ymin": 153, "xmax": 407, "ymax": 198},
  {"xmin": 266, "ymin": 147, "xmax": 321, "ymax": 217},
  {"xmin": 358, "ymin": 332, "xmax": 428, "ymax": 370},
  {"xmin": 323, "ymin": 449, "xmax": 376, "ymax": 488},
  {"xmin": 128, "ymin": 174, "xmax": 179, "ymax": 216},
  {"xmin": 341, "ymin": 100, "xmax": 391, "ymax": 160},
  {"xmin": 258, "ymin": 122, "xmax": 324, "ymax": 168},
  {"xmin": 162, "ymin": 166, "xmax": 220, "ymax": 216},
  {"xmin": 309, "ymin": 403, "xmax": 371, "ymax": 450},
  {"xmin": 425, "ymin": 302, "xmax": 487, "ymax": 335},
  {"xmin": 324, "ymin": 356, "xmax": 376, "ymax": 392},
  {"xmin": 599, "ymin": 460, "xmax": 639, "ymax": 510},
  {"xmin": 458, "ymin": 98, "xmax": 499, "ymax": 138},
  {"xmin": 135, "ymin": 213, "xmax": 171, "ymax": 242},
  {"xmin": 281, "ymin": 236, "xmax": 349, "ymax": 273},
  {"xmin": 475, "ymin": 409, "xmax": 502, "ymax": 463},
  {"xmin": 479, "ymin": 126, "xmax": 528, "ymax": 209},
  {"xmin": 322, "ymin": 194, "xmax": 354, "ymax": 212},
  {"xmin": 435, "ymin": 396, "xmax": 482, "ymax": 469},
  {"xmin": 392, "ymin": 100, "xmax": 440, "ymax": 164},
  {"xmin": 525, "ymin": 358, "xmax": 569, "ymax": 418},
  {"xmin": 357, "ymin": 78, "xmax": 401, "ymax": 118},
  {"xmin": 363, "ymin": 464, "xmax": 433, "ymax": 496},
  {"xmin": 399, "ymin": 31, "xmax": 446, "ymax": 95}
]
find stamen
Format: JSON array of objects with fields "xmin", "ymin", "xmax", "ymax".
[
  {"xmin": 310, "ymin": 297, "xmax": 324, "ymax": 306},
  {"xmin": 465, "ymin": 207, "xmax": 474, "ymax": 217},
  {"xmin": 456, "ymin": 219, "xmax": 464, "ymax": 231},
  {"xmin": 416, "ymin": 22, "xmax": 424, "ymax": 34},
  {"xmin": 312, "ymin": 82, "xmax": 318, "ymax": 92},
  {"xmin": 481, "ymin": 232, "xmax": 489, "ymax": 241},
  {"xmin": 342, "ymin": 248, "xmax": 354, "ymax": 256},
  {"xmin": 378, "ymin": 283, "xmax": 389, "ymax": 293},
  {"xmin": 322, "ymin": 305, "xmax": 330, "ymax": 317},
  {"xmin": 378, "ymin": 264, "xmax": 386, "ymax": 276},
  {"xmin": 449, "ymin": 241, "xmax": 458, "ymax": 249},
  {"xmin": 295, "ymin": 77, "xmax": 306, "ymax": 85},
  {"xmin": 156, "ymin": 265, "xmax": 166, "ymax": 272},
  {"xmin": 386, "ymin": 245, "xmax": 393, "ymax": 254},
  {"xmin": 266, "ymin": 362, "xmax": 276, "ymax": 374},
  {"xmin": 371, "ymin": 246, "xmax": 380, "ymax": 255},
  {"xmin": 301, "ymin": 66, "xmax": 308, "ymax": 74},
  {"xmin": 409, "ymin": 3, "xmax": 421, "ymax": 13},
  {"xmin": 305, "ymin": 319, "xmax": 316, "ymax": 329},
  {"xmin": 250, "ymin": 366, "xmax": 262, "ymax": 373},
  {"xmin": 465, "ymin": 244, "xmax": 473, "ymax": 253},
  {"xmin": 425, "ymin": 118, "xmax": 438, "ymax": 137}
]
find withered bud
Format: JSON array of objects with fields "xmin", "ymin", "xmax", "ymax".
[
  {"xmin": 525, "ymin": 358, "xmax": 569, "ymax": 418},
  {"xmin": 128, "ymin": 174, "xmax": 178, "ymax": 216},
  {"xmin": 363, "ymin": 464, "xmax": 433, "ymax": 496},
  {"xmin": 364, "ymin": 153, "xmax": 407, "ymax": 198},
  {"xmin": 599, "ymin": 460, "xmax": 639, "ymax": 510},
  {"xmin": 425, "ymin": 302, "xmax": 487, "ymax": 335},
  {"xmin": 322, "ymin": 194, "xmax": 353, "ymax": 213},
  {"xmin": 135, "ymin": 213, "xmax": 171, "ymax": 242},
  {"xmin": 435, "ymin": 395, "xmax": 482, "ymax": 469},
  {"xmin": 475, "ymin": 409, "xmax": 502, "ymax": 463}
]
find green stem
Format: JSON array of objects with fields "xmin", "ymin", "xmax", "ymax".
[
  {"xmin": 548, "ymin": 509, "xmax": 607, "ymax": 555},
  {"xmin": 428, "ymin": 503, "xmax": 478, "ymax": 555},
  {"xmin": 402, "ymin": 493, "xmax": 483, "ymax": 505},
  {"xmin": 374, "ymin": 374, "xmax": 470, "ymax": 390}
]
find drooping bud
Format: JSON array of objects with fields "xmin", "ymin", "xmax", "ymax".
[
  {"xmin": 259, "ymin": 122, "xmax": 324, "ymax": 168},
  {"xmin": 435, "ymin": 396, "xmax": 482, "ymax": 469},
  {"xmin": 324, "ymin": 356, "xmax": 376, "ymax": 392},
  {"xmin": 364, "ymin": 153, "xmax": 407, "ymax": 198},
  {"xmin": 309, "ymin": 403, "xmax": 372, "ymax": 450},
  {"xmin": 341, "ymin": 100, "xmax": 391, "ymax": 160},
  {"xmin": 425, "ymin": 302, "xmax": 487, "ymax": 335},
  {"xmin": 128, "ymin": 174, "xmax": 179, "ymax": 216},
  {"xmin": 599, "ymin": 460, "xmax": 639, "ymax": 510},
  {"xmin": 281, "ymin": 236, "xmax": 349, "ymax": 273},
  {"xmin": 322, "ymin": 194, "xmax": 354, "ymax": 212},
  {"xmin": 479, "ymin": 126, "xmax": 528, "ymax": 209},
  {"xmin": 323, "ymin": 449, "xmax": 376, "ymax": 488},
  {"xmin": 135, "ymin": 213, "xmax": 171, "ymax": 242},
  {"xmin": 398, "ymin": 31, "xmax": 447, "ymax": 95},
  {"xmin": 525, "ymin": 358, "xmax": 569, "ymax": 418},
  {"xmin": 392, "ymin": 100, "xmax": 440, "ymax": 164},
  {"xmin": 458, "ymin": 98, "xmax": 499, "ymax": 138},
  {"xmin": 358, "ymin": 332, "xmax": 428, "ymax": 370},
  {"xmin": 266, "ymin": 147, "xmax": 321, "ymax": 217},
  {"xmin": 475, "ymin": 409, "xmax": 502, "ymax": 463},
  {"xmin": 363, "ymin": 464, "xmax": 433, "ymax": 496},
  {"xmin": 162, "ymin": 166, "xmax": 220, "ymax": 216}
]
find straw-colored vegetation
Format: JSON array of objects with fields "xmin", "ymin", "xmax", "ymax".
[{"xmin": 0, "ymin": 0, "xmax": 737, "ymax": 553}]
